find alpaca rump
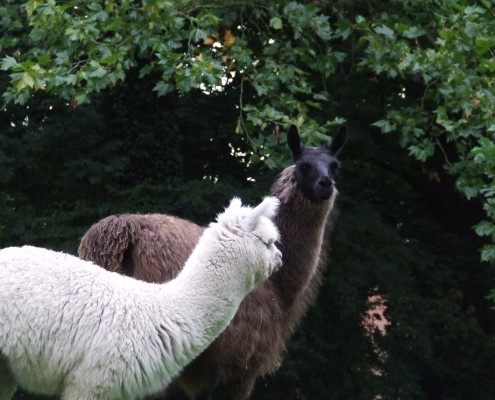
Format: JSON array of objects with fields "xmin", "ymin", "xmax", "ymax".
[
  {"xmin": 79, "ymin": 125, "xmax": 347, "ymax": 399},
  {"xmin": 0, "ymin": 197, "xmax": 281, "ymax": 400}
]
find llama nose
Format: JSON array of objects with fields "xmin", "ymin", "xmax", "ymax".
[{"xmin": 318, "ymin": 176, "xmax": 332, "ymax": 188}]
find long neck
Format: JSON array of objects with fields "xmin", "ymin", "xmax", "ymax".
[
  {"xmin": 270, "ymin": 165, "xmax": 335, "ymax": 322},
  {"xmin": 154, "ymin": 240, "xmax": 246, "ymax": 371}
]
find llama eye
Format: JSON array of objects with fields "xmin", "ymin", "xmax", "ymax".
[
  {"xmin": 299, "ymin": 163, "xmax": 311, "ymax": 175},
  {"xmin": 256, "ymin": 235, "xmax": 274, "ymax": 248},
  {"xmin": 253, "ymin": 233, "xmax": 272, "ymax": 247}
]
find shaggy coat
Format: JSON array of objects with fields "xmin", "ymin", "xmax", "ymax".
[
  {"xmin": 79, "ymin": 125, "xmax": 347, "ymax": 399},
  {"xmin": 0, "ymin": 197, "xmax": 281, "ymax": 400}
]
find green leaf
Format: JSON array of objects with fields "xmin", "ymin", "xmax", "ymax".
[
  {"xmin": 37, "ymin": 54, "xmax": 51, "ymax": 66},
  {"xmin": 403, "ymin": 26, "xmax": 426, "ymax": 39},
  {"xmin": 264, "ymin": 157, "xmax": 277, "ymax": 169},
  {"xmin": 153, "ymin": 81, "xmax": 175, "ymax": 96},
  {"xmin": 1, "ymin": 56, "xmax": 18, "ymax": 71},
  {"xmin": 439, "ymin": 29, "xmax": 454, "ymax": 41},
  {"xmin": 270, "ymin": 17, "xmax": 283, "ymax": 30},
  {"xmin": 475, "ymin": 37, "xmax": 495, "ymax": 55},
  {"xmin": 192, "ymin": 28, "xmax": 208, "ymax": 42},
  {"xmin": 374, "ymin": 25, "xmax": 394, "ymax": 39},
  {"xmin": 355, "ymin": 15, "xmax": 366, "ymax": 25},
  {"xmin": 474, "ymin": 221, "xmax": 495, "ymax": 237},
  {"xmin": 17, "ymin": 72, "xmax": 35, "ymax": 90},
  {"xmin": 408, "ymin": 142, "xmax": 435, "ymax": 162},
  {"xmin": 372, "ymin": 119, "xmax": 396, "ymax": 133},
  {"xmin": 252, "ymin": 82, "xmax": 269, "ymax": 96},
  {"xmin": 306, "ymin": 100, "xmax": 321, "ymax": 109},
  {"xmin": 88, "ymin": 67, "xmax": 107, "ymax": 78},
  {"xmin": 481, "ymin": 244, "xmax": 495, "ymax": 263}
]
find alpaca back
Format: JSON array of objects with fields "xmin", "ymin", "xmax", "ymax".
[
  {"xmin": 0, "ymin": 246, "xmax": 165, "ymax": 397},
  {"xmin": 0, "ymin": 197, "xmax": 281, "ymax": 400}
]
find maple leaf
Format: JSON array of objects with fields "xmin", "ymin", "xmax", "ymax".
[
  {"xmin": 204, "ymin": 37, "xmax": 215, "ymax": 46},
  {"xmin": 224, "ymin": 30, "xmax": 236, "ymax": 46}
]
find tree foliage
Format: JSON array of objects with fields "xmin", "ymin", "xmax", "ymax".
[
  {"xmin": 0, "ymin": 0, "xmax": 344, "ymax": 152},
  {"xmin": 352, "ymin": 0, "xmax": 495, "ymax": 269},
  {"xmin": 1, "ymin": 1, "xmax": 495, "ymax": 399},
  {"xmin": 2, "ymin": 0, "xmax": 495, "ymax": 268}
]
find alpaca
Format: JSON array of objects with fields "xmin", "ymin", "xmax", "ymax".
[
  {"xmin": 0, "ymin": 197, "xmax": 282, "ymax": 400},
  {"xmin": 79, "ymin": 125, "xmax": 347, "ymax": 399}
]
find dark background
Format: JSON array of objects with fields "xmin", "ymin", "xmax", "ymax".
[{"xmin": 2, "ymin": 69, "xmax": 494, "ymax": 399}]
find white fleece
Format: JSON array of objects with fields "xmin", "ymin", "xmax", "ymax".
[{"xmin": 0, "ymin": 197, "xmax": 281, "ymax": 400}]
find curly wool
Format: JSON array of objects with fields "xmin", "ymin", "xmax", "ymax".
[{"xmin": 0, "ymin": 197, "xmax": 281, "ymax": 400}]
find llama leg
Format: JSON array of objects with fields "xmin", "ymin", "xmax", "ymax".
[{"xmin": 0, "ymin": 360, "xmax": 17, "ymax": 400}]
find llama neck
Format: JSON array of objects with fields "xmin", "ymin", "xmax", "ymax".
[
  {"xmin": 270, "ymin": 165, "xmax": 335, "ymax": 317},
  {"xmin": 154, "ymin": 241, "xmax": 247, "ymax": 371}
]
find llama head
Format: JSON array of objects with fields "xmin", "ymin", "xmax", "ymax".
[
  {"xmin": 287, "ymin": 124, "xmax": 347, "ymax": 202},
  {"xmin": 214, "ymin": 196, "xmax": 282, "ymax": 285}
]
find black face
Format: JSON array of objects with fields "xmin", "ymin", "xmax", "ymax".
[
  {"xmin": 294, "ymin": 148, "xmax": 340, "ymax": 201},
  {"xmin": 287, "ymin": 125, "xmax": 347, "ymax": 202}
]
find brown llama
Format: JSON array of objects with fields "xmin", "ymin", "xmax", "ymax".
[{"xmin": 78, "ymin": 125, "xmax": 347, "ymax": 400}]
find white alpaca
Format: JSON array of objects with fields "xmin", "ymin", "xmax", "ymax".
[{"xmin": 0, "ymin": 197, "xmax": 281, "ymax": 400}]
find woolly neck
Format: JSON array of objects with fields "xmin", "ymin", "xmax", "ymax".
[{"xmin": 270, "ymin": 165, "xmax": 336, "ymax": 323}]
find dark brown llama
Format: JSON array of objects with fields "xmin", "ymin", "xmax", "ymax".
[{"xmin": 78, "ymin": 125, "xmax": 347, "ymax": 400}]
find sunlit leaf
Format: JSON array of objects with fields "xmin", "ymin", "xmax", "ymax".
[
  {"xmin": 374, "ymin": 25, "xmax": 394, "ymax": 38},
  {"xmin": 270, "ymin": 17, "xmax": 283, "ymax": 30},
  {"xmin": 224, "ymin": 29, "xmax": 236, "ymax": 46},
  {"xmin": 1, "ymin": 56, "xmax": 18, "ymax": 71}
]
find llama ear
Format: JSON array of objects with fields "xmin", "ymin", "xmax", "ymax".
[
  {"xmin": 227, "ymin": 197, "xmax": 242, "ymax": 211},
  {"xmin": 327, "ymin": 125, "xmax": 347, "ymax": 156},
  {"xmin": 245, "ymin": 197, "xmax": 280, "ymax": 232},
  {"xmin": 287, "ymin": 125, "xmax": 303, "ymax": 161},
  {"xmin": 217, "ymin": 197, "xmax": 242, "ymax": 225}
]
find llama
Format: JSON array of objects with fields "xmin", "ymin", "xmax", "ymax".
[
  {"xmin": 79, "ymin": 125, "xmax": 347, "ymax": 399},
  {"xmin": 0, "ymin": 197, "xmax": 282, "ymax": 400}
]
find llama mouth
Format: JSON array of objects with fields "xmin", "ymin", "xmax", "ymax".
[
  {"xmin": 311, "ymin": 187, "xmax": 333, "ymax": 202},
  {"xmin": 299, "ymin": 187, "xmax": 333, "ymax": 202}
]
